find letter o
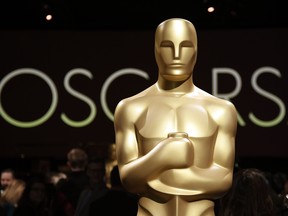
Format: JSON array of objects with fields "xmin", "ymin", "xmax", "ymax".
[{"xmin": 0, "ymin": 68, "xmax": 58, "ymax": 128}]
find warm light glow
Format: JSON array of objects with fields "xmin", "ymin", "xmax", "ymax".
[
  {"xmin": 46, "ymin": 14, "xmax": 52, "ymax": 21},
  {"xmin": 207, "ymin": 7, "xmax": 215, "ymax": 13}
]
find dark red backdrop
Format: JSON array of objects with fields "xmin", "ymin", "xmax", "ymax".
[{"xmin": 0, "ymin": 28, "xmax": 287, "ymax": 161}]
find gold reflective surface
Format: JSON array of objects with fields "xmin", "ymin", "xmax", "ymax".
[{"xmin": 114, "ymin": 18, "xmax": 238, "ymax": 216}]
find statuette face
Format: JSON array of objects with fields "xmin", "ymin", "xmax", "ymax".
[
  {"xmin": 155, "ymin": 19, "xmax": 198, "ymax": 82},
  {"xmin": 114, "ymin": 18, "xmax": 237, "ymax": 216}
]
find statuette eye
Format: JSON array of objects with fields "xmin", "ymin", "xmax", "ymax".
[
  {"xmin": 160, "ymin": 40, "xmax": 173, "ymax": 48},
  {"xmin": 180, "ymin": 41, "xmax": 193, "ymax": 48}
]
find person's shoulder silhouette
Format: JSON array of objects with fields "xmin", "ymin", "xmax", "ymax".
[
  {"xmin": 218, "ymin": 168, "xmax": 286, "ymax": 216},
  {"xmin": 55, "ymin": 148, "xmax": 89, "ymax": 216},
  {"xmin": 89, "ymin": 165, "xmax": 138, "ymax": 216}
]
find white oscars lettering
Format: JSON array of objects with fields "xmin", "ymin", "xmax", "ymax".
[
  {"xmin": 61, "ymin": 68, "xmax": 97, "ymax": 127},
  {"xmin": 0, "ymin": 66, "xmax": 286, "ymax": 128},
  {"xmin": 0, "ymin": 68, "xmax": 58, "ymax": 128},
  {"xmin": 249, "ymin": 66, "xmax": 285, "ymax": 127},
  {"xmin": 212, "ymin": 66, "xmax": 285, "ymax": 128},
  {"xmin": 212, "ymin": 67, "xmax": 242, "ymax": 99},
  {"xmin": 212, "ymin": 67, "xmax": 245, "ymax": 126},
  {"xmin": 0, "ymin": 67, "xmax": 149, "ymax": 128}
]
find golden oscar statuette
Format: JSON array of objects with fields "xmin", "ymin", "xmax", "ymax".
[{"xmin": 114, "ymin": 18, "xmax": 238, "ymax": 216}]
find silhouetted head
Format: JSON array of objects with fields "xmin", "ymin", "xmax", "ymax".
[
  {"xmin": 218, "ymin": 168, "xmax": 277, "ymax": 216},
  {"xmin": 67, "ymin": 148, "xmax": 88, "ymax": 171}
]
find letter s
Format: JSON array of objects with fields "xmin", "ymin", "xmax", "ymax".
[
  {"xmin": 61, "ymin": 68, "xmax": 96, "ymax": 127},
  {"xmin": 249, "ymin": 66, "xmax": 285, "ymax": 127}
]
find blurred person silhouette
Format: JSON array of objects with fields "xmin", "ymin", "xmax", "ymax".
[
  {"xmin": 89, "ymin": 165, "xmax": 138, "ymax": 216},
  {"xmin": 75, "ymin": 158, "xmax": 109, "ymax": 216},
  {"xmin": 270, "ymin": 172, "xmax": 287, "ymax": 195},
  {"xmin": 0, "ymin": 179, "xmax": 25, "ymax": 216},
  {"xmin": 283, "ymin": 180, "xmax": 288, "ymax": 208},
  {"xmin": 277, "ymin": 178, "xmax": 288, "ymax": 212},
  {"xmin": 1, "ymin": 169, "xmax": 15, "ymax": 196},
  {"xmin": 270, "ymin": 172, "xmax": 288, "ymax": 211},
  {"xmin": 217, "ymin": 168, "xmax": 287, "ymax": 216},
  {"xmin": 55, "ymin": 147, "xmax": 89, "ymax": 216},
  {"xmin": 15, "ymin": 174, "xmax": 54, "ymax": 216},
  {"xmin": 114, "ymin": 18, "xmax": 238, "ymax": 216},
  {"xmin": 105, "ymin": 143, "xmax": 117, "ymax": 189}
]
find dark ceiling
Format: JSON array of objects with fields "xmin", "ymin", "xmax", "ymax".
[{"xmin": 0, "ymin": 0, "xmax": 287, "ymax": 30}]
